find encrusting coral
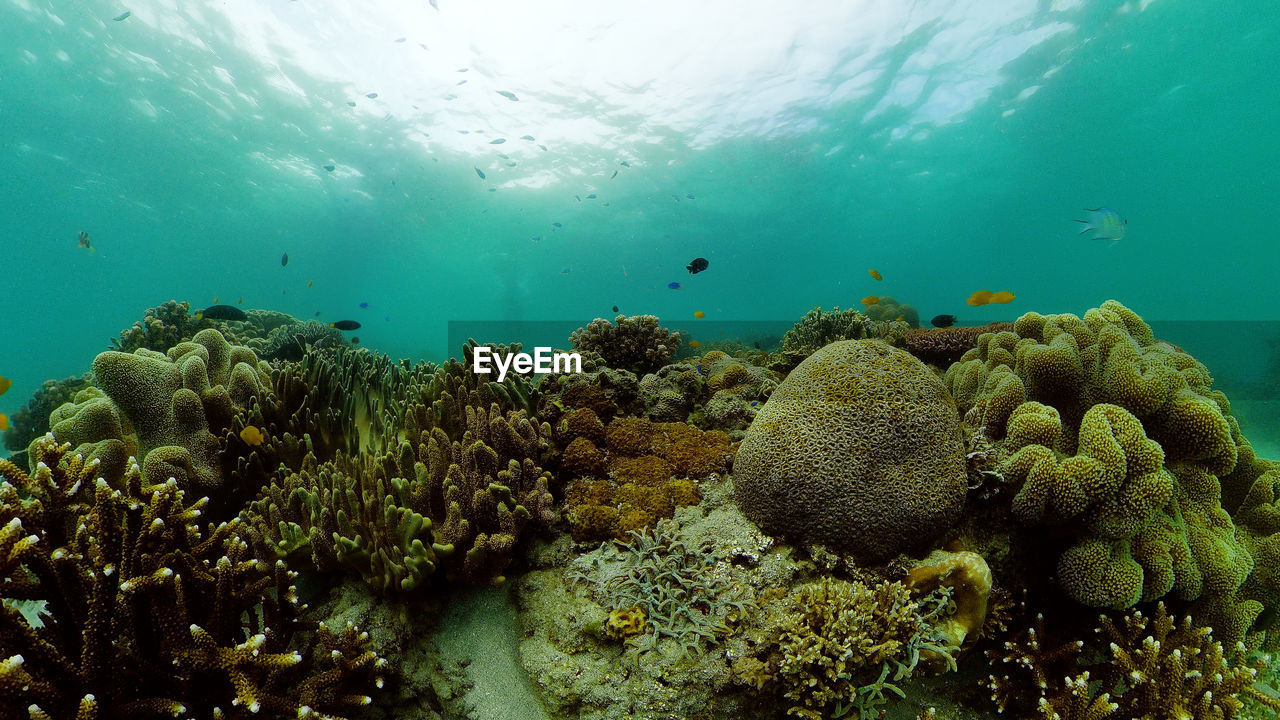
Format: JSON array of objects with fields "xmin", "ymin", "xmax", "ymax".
[
  {"xmin": 734, "ymin": 339, "xmax": 968, "ymax": 562},
  {"xmin": 0, "ymin": 436, "xmax": 385, "ymax": 719},
  {"xmin": 569, "ymin": 315, "xmax": 681, "ymax": 375}
]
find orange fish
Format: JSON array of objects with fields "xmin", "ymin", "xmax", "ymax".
[
  {"xmin": 689, "ymin": 340, "xmax": 702, "ymax": 349},
  {"xmin": 308, "ymin": 280, "xmax": 314, "ymax": 288},
  {"xmin": 868, "ymin": 269, "xmax": 882, "ymax": 281},
  {"xmin": 694, "ymin": 311, "xmax": 706, "ymax": 319},
  {"xmin": 0, "ymin": 375, "xmax": 11, "ymax": 396},
  {"xmin": 967, "ymin": 290, "xmax": 994, "ymax": 307},
  {"xmin": 990, "ymin": 291, "xmax": 1016, "ymax": 304},
  {"xmin": 861, "ymin": 296, "xmax": 880, "ymax": 306},
  {"xmin": 239, "ymin": 425, "xmax": 266, "ymax": 446},
  {"xmin": 0, "ymin": 414, "xmax": 8, "ymax": 431}
]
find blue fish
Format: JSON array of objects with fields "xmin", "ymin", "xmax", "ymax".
[
  {"xmin": 667, "ymin": 282, "xmax": 681, "ymax": 290},
  {"xmin": 586, "ymin": 194, "xmax": 597, "ymax": 199},
  {"xmin": 359, "ymin": 302, "xmax": 369, "ymax": 309},
  {"xmin": 1075, "ymin": 207, "xmax": 1126, "ymax": 243},
  {"xmin": 552, "ymin": 222, "xmax": 562, "ymax": 228}
]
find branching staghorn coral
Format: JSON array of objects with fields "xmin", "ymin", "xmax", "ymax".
[
  {"xmin": 567, "ymin": 519, "xmax": 752, "ymax": 656},
  {"xmin": 0, "ymin": 435, "xmax": 384, "ymax": 719},
  {"xmin": 984, "ymin": 601, "xmax": 1280, "ymax": 719}
]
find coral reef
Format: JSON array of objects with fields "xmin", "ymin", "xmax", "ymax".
[
  {"xmin": 901, "ymin": 322, "xmax": 1014, "ymax": 367},
  {"xmin": 563, "ymin": 417, "xmax": 733, "ymax": 541},
  {"xmin": 261, "ymin": 319, "xmax": 347, "ymax": 361},
  {"xmin": 734, "ymin": 339, "xmax": 968, "ymax": 562},
  {"xmin": 110, "ymin": 299, "xmax": 205, "ymax": 353},
  {"xmin": 944, "ymin": 300, "xmax": 1275, "ymax": 646},
  {"xmin": 985, "ymin": 602, "xmax": 1280, "ymax": 719},
  {"xmin": 736, "ymin": 576, "xmax": 957, "ymax": 719},
  {"xmin": 74, "ymin": 328, "xmax": 273, "ymax": 493},
  {"xmin": 1, "ymin": 373, "xmax": 92, "ymax": 453},
  {"xmin": 862, "ymin": 295, "xmax": 921, "ymax": 328},
  {"xmin": 569, "ymin": 315, "xmax": 681, "ymax": 375},
  {"xmin": 904, "ymin": 549, "xmax": 992, "ymax": 670},
  {"xmin": 773, "ymin": 306, "xmax": 904, "ymax": 371},
  {"xmin": 0, "ymin": 436, "xmax": 385, "ymax": 719}
]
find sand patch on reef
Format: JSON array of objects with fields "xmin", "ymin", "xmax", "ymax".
[{"xmin": 434, "ymin": 585, "xmax": 553, "ymax": 720}]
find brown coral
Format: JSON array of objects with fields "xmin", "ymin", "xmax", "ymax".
[
  {"xmin": 734, "ymin": 339, "xmax": 967, "ymax": 562},
  {"xmin": 901, "ymin": 322, "xmax": 1014, "ymax": 367}
]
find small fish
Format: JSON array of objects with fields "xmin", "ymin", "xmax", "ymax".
[
  {"xmin": 315, "ymin": 311, "xmax": 321, "ymax": 316},
  {"xmin": 686, "ymin": 257, "xmax": 709, "ymax": 274},
  {"xmin": 346, "ymin": 101, "xmax": 356, "ymax": 107},
  {"xmin": 0, "ymin": 413, "xmax": 8, "ymax": 431},
  {"xmin": 506, "ymin": 162, "xmax": 517, "ymax": 167},
  {"xmin": 497, "ymin": 153, "xmax": 510, "ymax": 159},
  {"xmin": 531, "ymin": 235, "xmax": 541, "ymax": 242},
  {"xmin": 351, "ymin": 336, "xmax": 360, "ymax": 344},
  {"xmin": 861, "ymin": 296, "xmax": 880, "ymax": 306},
  {"xmin": 694, "ymin": 311, "xmax": 706, "ymax": 319},
  {"xmin": 112, "ymin": 10, "xmax": 131, "ymax": 21},
  {"xmin": 689, "ymin": 340, "xmax": 702, "ymax": 349},
  {"xmin": 474, "ymin": 167, "xmax": 486, "ymax": 179},
  {"xmin": 323, "ymin": 164, "xmax": 335, "ymax": 172},
  {"xmin": 239, "ymin": 425, "xmax": 266, "ymax": 446},
  {"xmin": 0, "ymin": 375, "xmax": 11, "ymax": 395},
  {"xmin": 213, "ymin": 296, "xmax": 219, "ymax": 303},
  {"xmin": 365, "ymin": 92, "xmax": 378, "ymax": 99},
  {"xmin": 330, "ymin": 320, "xmax": 361, "ymax": 330},
  {"xmin": 429, "ymin": 0, "xmax": 439, "ymax": 10},
  {"xmin": 520, "ymin": 135, "xmax": 535, "ymax": 141},
  {"xmin": 490, "ymin": 138, "xmax": 506, "ymax": 145},
  {"xmin": 869, "ymin": 269, "xmax": 883, "ymax": 281},
  {"xmin": 612, "ymin": 305, "xmax": 619, "ymax": 313},
  {"xmin": 198, "ymin": 305, "xmax": 248, "ymax": 321},
  {"xmin": 750, "ymin": 401, "xmax": 759, "ymax": 407},
  {"xmin": 1075, "ymin": 207, "xmax": 1126, "ymax": 243},
  {"xmin": 359, "ymin": 302, "xmax": 369, "ymax": 309},
  {"xmin": 281, "ymin": 252, "xmax": 289, "ymax": 267},
  {"xmin": 620, "ymin": 161, "xmax": 631, "ymax": 167},
  {"xmin": 497, "ymin": 90, "xmax": 519, "ymax": 101},
  {"xmin": 552, "ymin": 222, "xmax": 562, "ymax": 228},
  {"xmin": 384, "ymin": 316, "xmax": 390, "ymax": 321},
  {"xmin": 931, "ymin": 314, "xmax": 957, "ymax": 328},
  {"xmin": 586, "ymin": 194, "xmax": 597, "ymax": 199},
  {"xmin": 237, "ymin": 297, "xmax": 243, "ymax": 304},
  {"xmin": 561, "ymin": 267, "xmax": 571, "ymax": 274},
  {"xmin": 990, "ymin": 291, "xmax": 1016, "ymax": 304},
  {"xmin": 667, "ymin": 282, "xmax": 681, "ymax": 290},
  {"xmin": 77, "ymin": 231, "xmax": 92, "ymax": 250},
  {"xmin": 686, "ymin": 193, "xmax": 695, "ymax": 200},
  {"xmin": 611, "ymin": 171, "xmax": 618, "ymax": 179},
  {"xmin": 538, "ymin": 144, "xmax": 548, "ymax": 151},
  {"xmin": 395, "ymin": 37, "xmax": 406, "ymax": 43},
  {"xmin": 575, "ymin": 195, "xmax": 581, "ymax": 202},
  {"xmin": 307, "ymin": 280, "xmax": 314, "ymax": 288},
  {"xmin": 967, "ymin": 290, "xmax": 994, "ymax": 307}
]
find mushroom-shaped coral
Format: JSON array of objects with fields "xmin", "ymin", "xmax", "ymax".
[{"xmin": 734, "ymin": 339, "xmax": 967, "ymax": 562}]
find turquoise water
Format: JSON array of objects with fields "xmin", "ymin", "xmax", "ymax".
[{"xmin": 2, "ymin": 0, "xmax": 1278, "ymax": 445}]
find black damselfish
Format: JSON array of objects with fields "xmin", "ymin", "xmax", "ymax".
[
  {"xmin": 199, "ymin": 305, "xmax": 248, "ymax": 321},
  {"xmin": 330, "ymin": 320, "xmax": 361, "ymax": 331},
  {"xmin": 686, "ymin": 257, "xmax": 709, "ymax": 274},
  {"xmin": 931, "ymin": 314, "xmax": 957, "ymax": 328}
]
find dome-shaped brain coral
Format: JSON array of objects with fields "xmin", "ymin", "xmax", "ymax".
[{"xmin": 733, "ymin": 339, "xmax": 967, "ymax": 562}]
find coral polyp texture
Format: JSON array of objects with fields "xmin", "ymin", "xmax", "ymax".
[
  {"xmin": 733, "ymin": 339, "xmax": 967, "ymax": 562},
  {"xmin": 0, "ymin": 436, "xmax": 384, "ymax": 719},
  {"xmin": 569, "ymin": 314, "xmax": 681, "ymax": 375},
  {"xmin": 944, "ymin": 300, "xmax": 1280, "ymax": 647}
]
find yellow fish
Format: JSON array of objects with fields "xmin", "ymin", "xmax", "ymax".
[
  {"xmin": 967, "ymin": 290, "xmax": 994, "ymax": 307},
  {"xmin": 213, "ymin": 297, "xmax": 219, "ymax": 303},
  {"xmin": 689, "ymin": 340, "xmax": 702, "ymax": 349},
  {"xmin": 237, "ymin": 297, "xmax": 243, "ymax": 304},
  {"xmin": 868, "ymin": 269, "xmax": 882, "ymax": 281},
  {"xmin": 308, "ymin": 280, "xmax": 314, "ymax": 288},
  {"xmin": 0, "ymin": 375, "xmax": 11, "ymax": 396},
  {"xmin": 0, "ymin": 414, "xmax": 8, "ymax": 432},
  {"xmin": 239, "ymin": 425, "xmax": 266, "ymax": 446},
  {"xmin": 861, "ymin": 296, "xmax": 880, "ymax": 306},
  {"xmin": 990, "ymin": 291, "xmax": 1016, "ymax": 304},
  {"xmin": 694, "ymin": 311, "xmax": 706, "ymax": 319}
]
